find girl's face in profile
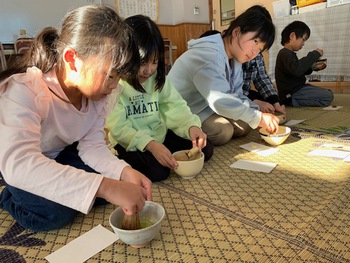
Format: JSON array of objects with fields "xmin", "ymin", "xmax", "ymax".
[
  {"xmin": 77, "ymin": 56, "xmax": 120, "ymax": 101},
  {"xmin": 138, "ymin": 54, "xmax": 158, "ymax": 83},
  {"xmin": 227, "ymin": 29, "xmax": 265, "ymax": 63}
]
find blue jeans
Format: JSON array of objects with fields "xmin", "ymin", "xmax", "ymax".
[
  {"xmin": 291, "ymin": 84, "xmax": 334, "ymax": 107},
  {"xmin": 0, "ymin": 143, "xmax": 106, "ymax": 232}
]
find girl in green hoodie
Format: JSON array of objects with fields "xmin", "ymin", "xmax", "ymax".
[{"xmin": 106, "ymin": 15, "xmax": 213, "ymax": 182}]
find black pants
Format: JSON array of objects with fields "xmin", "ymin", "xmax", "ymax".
[{"xmin": 115, "ymin": 130, "xmax": 214, "ymax": 182}]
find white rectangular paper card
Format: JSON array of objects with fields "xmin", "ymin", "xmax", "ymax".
[
  {"xmin": 308, "ymin": 143, "xmax": 350, "ymax": 159},
  {"xmin": 45, "ymin": 224, "xmax": 119, "ymax": 263},
  {"xmin": 308, "ymin": 149, "xmax": 350, "ymax": 159},
  {"xmin": 323, "ymin": 105, "xmax": 343, "ymax": 110},
  {"xmin": 344, "ymin": 155, "xmax": 350, "ymax": 162},
  {"xmin": 230, "ymin": 160, "xmax": 277, "ymax": 173},
  {"xmin": 240, "ymin": 142, "xmax": 279, "ymax": 156}
]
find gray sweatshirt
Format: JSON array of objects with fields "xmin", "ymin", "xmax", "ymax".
[{"xmin": 168, "ymin": 34, "xmax": 261, "ymax": 128}]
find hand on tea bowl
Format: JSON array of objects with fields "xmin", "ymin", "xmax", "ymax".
[
  {"xmin": 259, "ymin": 126, "xmax": 291, "ymax": 146},
  {"xmin": 173, "ymin": 150, "xmax": 204, "ymax": 179},
  {"xmin": 109, "ymin": 201, "xmax": 165, "ymax": 248}
]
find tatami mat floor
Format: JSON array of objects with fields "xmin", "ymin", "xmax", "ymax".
[{"xmin": 0, "ymin": 105, "xmax": 349, "ymax": 262}]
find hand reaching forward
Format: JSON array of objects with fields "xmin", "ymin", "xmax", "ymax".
[
  {"xmin": 254, "ymin": 100, "xmax": 275, "ymax": 114},
  {"xmin": 96, "ymin": 166, "xmax": 152, "ymax": 215},
  {"xmin": 274, "ymin": 103, "xmax": 286, "ymax": 115},
  {"xmin": 145, "ymin": 140, "xmax": 177, "ymax": 169},
  {"xmin": 259, "ymin": 113, "xmax": 280, "ymax": 133}
]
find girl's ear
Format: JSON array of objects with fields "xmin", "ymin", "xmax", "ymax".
[
  {"xmin": 63, "ymin": 48, "xmax": 77, "ymax": 71},
  {"xmin": 232, "ymin": 27, "xmax": 240, "ymax": 38}
]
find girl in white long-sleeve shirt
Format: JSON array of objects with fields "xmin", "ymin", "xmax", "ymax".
[{"xmin": 0, "ymin": 5, "xmax": 152, "ymax": 232}]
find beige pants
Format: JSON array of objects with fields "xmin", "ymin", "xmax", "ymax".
[{"xmin": 202, "ymin": 113, "xmax": 251, "ymax": 146}]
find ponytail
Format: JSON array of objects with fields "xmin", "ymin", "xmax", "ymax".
[{"xmin": 0, "ymin": 27, "xmax": 59, "ymax": 81}]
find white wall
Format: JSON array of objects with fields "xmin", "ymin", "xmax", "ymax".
[
  {"xmin": 0, "ymin": 0, "xmax": 102, "ymax": 43},
  {"xmin": 158, "ymin": 0, "xmax": 209, "ymax": 25},
  {"xmin": 0, "ymin": 0, "xmax": 209, "ymax": 43},
  {"xmin": 112, "ymin": 0, "xmax": 209, "ymax": 25}
]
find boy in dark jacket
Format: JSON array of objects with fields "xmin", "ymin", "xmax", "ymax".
[{"xmin": 275, "ymin": 21, "xmax": 333, "ymax": 107}]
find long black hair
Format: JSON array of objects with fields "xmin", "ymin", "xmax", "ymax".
[{"xmin": 124, "ymin": 15, "xmax": 166, "ymax": 92}]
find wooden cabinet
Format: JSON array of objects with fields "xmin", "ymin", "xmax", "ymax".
[{"xmin": 158, "ymin": 23, "xmax": 211, "ymax": 63}]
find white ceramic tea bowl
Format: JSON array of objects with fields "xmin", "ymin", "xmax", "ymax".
[
  {"xmin": 109, "ymin": 201, "xmax": 165, "ymax": 248},
  {"xmin": 259, "ymin": 126, "xmax": 291, "ymax": 146},
  {"xmin": 173, "ymin": 150, "xmax": 204, "ymax": 179}
]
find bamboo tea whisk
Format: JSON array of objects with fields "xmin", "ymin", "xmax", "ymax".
[{"xmin": 121, "ymin": 213, "xmax": 141, "ymax": 230}]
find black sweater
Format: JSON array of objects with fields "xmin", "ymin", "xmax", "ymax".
[{"xmin": 275, "ymin": 47, "xmax": 321, "ymax": 103}]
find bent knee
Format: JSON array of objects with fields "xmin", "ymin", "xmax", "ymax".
[
  {"xmin": 28, "ymin": 208, "xmax": 79, "ymax": 232},
  {"xmin": 325, "ymin": 89, "xmax": 335, "ymax": 105},
  {"xmin": 232, "ymin": 121, "xmax": 251, "ymax": 137},
  {"xmin": 206, "ymin": 124, "xmax": 234, "ymax": 146}
]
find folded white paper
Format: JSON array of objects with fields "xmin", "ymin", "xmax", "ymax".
[
  {"xmin": 230, "ymin": 160, "xmax": 277, "ymax": 173},
  {"xmin": 45, "ymin": 224, "xmax": 119, "ymax": 263},
  {"xmin": 240, "ymin": 142, "xmax": 279, "ymax": 156},
  {"xmin": 323, "ymin": 105, "xmax": 343, "ymax": 110},
  {"xmin": 308, "ymin": 149, "xmax": 350, "ymax": 159},
  {"xmin": 308, "ymin": 143, "xmax": 350, "ymax": 160}
]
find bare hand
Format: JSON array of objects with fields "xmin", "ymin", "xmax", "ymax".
[
  {"xmin": 274, "ymin": 103, "xmax": 286, "ymax": 115},
  {"xmin": 189, "ymin": 126, "xmax": 207, "ymax": 150},
  {"xmin": 96, "ymin": 167, "xmax": 152, "ymax": 215},
  {"xmin": 273, "ymin": 103, "xmax": 287, "ymax": 121},
  {"xmin": 316, "ymin": 48, "xmax": 323, "ymax": 56},
  {"xmin": 120, "ymin": 166, "xmax": 152, "ymax": 201},
  {"xmin": 259, "ymin": 113, "xmax": 280, "ymax": 133},
  {"xmin": 146, "ymin": 141, "xmax": 177, "ymax": 169},
  {"xmin": 254, "ymin": 100, "xmax": 275, "ymax": 114}
]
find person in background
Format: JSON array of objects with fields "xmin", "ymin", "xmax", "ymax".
[
  {"xmin": 275, "ymin": 20, "xmax": 333, "ymax": 107},
  {"xmin": 106, "ymin": 15, "xmax": 213, "ymax": 182},
  {"xmin": 242, "ymin": 4, "xmax": 285, "ymax": 117},
  {"xmin": 201, "ymin": 27, "xmax": 286, "ymax": 117},
  {"xmin": 0, "ymin": 5, "xmax": 152, "ymax": 232},
  {"xmin": 168, "ymin": 5, "xmax": 279, "ymax": 146},
  {"xmin": 242, "ymin": 53, "xmax": 286, "ymax": 116}
]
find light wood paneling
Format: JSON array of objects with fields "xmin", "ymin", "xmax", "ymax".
[
  {"xmin": 158, "ymin": 23, "xmax": 211, "ymax": 61},
  {"xmin": 235, "ymin": 0, "xmax": 273, "ymax": 16}
]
